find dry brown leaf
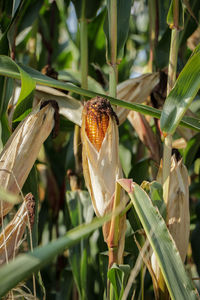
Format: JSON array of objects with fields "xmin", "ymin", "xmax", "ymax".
[
  {"xmin": 0, "ymin": 193, "xmax": 35, "ymax": 265},
  {"xmin": 128, "ymin": 111, "xmax": 160, "ymax": 162},
  {"xmin": 117, "ymin": 73, "xmax": 159, "ymax": 124},
  {"xmin": 152, "ymin": 156, "xmax": 190, "ymax": 279}
]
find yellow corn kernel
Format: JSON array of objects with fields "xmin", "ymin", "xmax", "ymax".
[{"xmin": 85, "ymin": 98, "xmax": 110, "ymax": 151}]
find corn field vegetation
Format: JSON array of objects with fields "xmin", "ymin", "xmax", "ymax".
[{"xmin": 1, "ymin": 0, "xmax": 200, "ymax": 299}]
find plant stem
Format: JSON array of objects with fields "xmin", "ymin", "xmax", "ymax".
[
  {"xmin": 80, "ymin": 0, "xmax": 88, "ymax": 92},
  {"xmin": 74, "ymin": 0, "xmax": 88, "ymax": 175},
  {"xmin": 107, "ymin": 182, "xmax": 122, "ymax": 300},
  {"xmin": 163, "ymin": 27, "xmax": 179, "ymax": 207},
  {"xmin": 106, "ymin": 4, "xmax": 121, "ymax": 299},
  {"xmin": 148, "ymin": 0, "xmax": 159, "ymax": 72},
  {"xmin": 109, "ymin": 64, "xmax": 117, "ymax": 98},
  {"xmin": 160, "ymin": 1, "xmax": 179, "ymax": 297},
  {"xmin": 167, "ymin": 29, "xmax": 179, "ymax": 95},
  {"xmin": 108, "ymin": 182, "xmax": 121, "ymax": 267},
  {"xmin": 74, "ymin": 124, "xmax": 82, "ymax": 174},
  {"xmin": 162, "ymin": 134, "xmax": 172, "ymax": 210},
  {"xmin": 163, "ymin": 0, "xmax": 180, "ymax": 212},
  {"xmin": 107, "ymin": 0, "xmax": 119, "ymax": 272},
  {"xmin": 108, "ymin": 0, "xmax": 117, "ymax": 98}
]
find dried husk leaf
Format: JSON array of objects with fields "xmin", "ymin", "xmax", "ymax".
[
  {"xmin": 187, "ymin": 26, "xmax": 200, "ymax": 51},
  {"xmin": 158, "ymin": 156, "xmax": 190, "ymax": 261},
  {"xmin": 0, "ymin": 104, "xmax": 55, "ymax": 217},
  {"xmin": 128, "ymin": 111, "xmax": 160, "ymax": 162},
  {"xmin": 117, "ymin": 73, "xmax": 160, "ymax": 124},
  {"xmin": 0, "ymin": 193, "xmax": 35, "ymax": 265},
  {"xmin": 152, "ymin": 155, "xmax": 190, "ymax": 278},
  {"xmin": 34, "ymin": 85, "xmax": 83, "ymax": 126},
  {"xmin": 172, "ymin": 137, "xmax": 187, "ymax": 149}
]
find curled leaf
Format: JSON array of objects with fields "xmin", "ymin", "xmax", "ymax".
[
  {"xmin": 157, "ymin": 155, "xmax": 190, "ymax": 262},
  {"xmin": 117, "ymin": 73, "xmax": 159, "ymax": 124},
  {"xmin": 35, "ymin": 85, "xmax": 83, "ymax": 126},
  {"xmin": 0, "ymin": 104, "xmax": 55, "ymax": 217}
]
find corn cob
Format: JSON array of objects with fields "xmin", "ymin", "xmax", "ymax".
[{"xmin": 84, "ymin": 97, "xmax": 118, "ymax": 151}]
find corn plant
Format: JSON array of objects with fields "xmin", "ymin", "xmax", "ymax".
[{"xmin": 0, "ymin": 0, "xmax": 200, "ymax": 299}]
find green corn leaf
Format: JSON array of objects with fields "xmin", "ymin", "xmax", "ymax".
[
  {"xmin": 0, "ymin": 213, "xmax": 114, "ymax": 297},
  {"xmin": 0, "ymin": 56, "xmax": 35, "ymax": 122},
  {"xmin": 0, "ymin": 55, "xmax": 200, "ymax": 132},
  {"xmin": 72, "ymin": 0, "xmax": 103, "ymax": 20},
  {"xmin": 167, "ymin": 0, "xmax": 184, "ymax": 29},
  {"xmin": 107, "ymin": 264, "xmax": 130, "ymax": 300},
  {"xmin": 104, "ymin": 0, "xmax": 132, "ymax": 61},
  {"xmin": 118, "ymin": 179, "xmax": 198, "ymax": 300},
  {"xmin": 160, "ymin": 43, "xmax": 200, "ymax": 134}
]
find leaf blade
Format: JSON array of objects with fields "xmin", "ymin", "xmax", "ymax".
[
  {"xmin": 160, "ymin": 43, "xmax": 200, "ymax": 134},
  {"xmin": 0, "ymin": 55, "xmax": 199, "ymax": 132},
  {"xmin": 118, "ymin": 180, "xmax": 198, "ymax": 300}
]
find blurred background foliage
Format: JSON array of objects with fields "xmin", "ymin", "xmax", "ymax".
[{"xmin": 0, "ymin": 0, "xmax": 200, "ymax": 299}]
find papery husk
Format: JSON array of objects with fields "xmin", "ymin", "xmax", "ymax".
[
  {"xmin": 81, "ymin": 101, "xmax": 127, "ymax": 262},
  {"xmin": 34, "ymin": 85, "xmax": 83, "ymax": 126},
  {"xmin": 117, "ymin": 73, "xmax": 159, "ymax": 124},
  {"xmin": 128, "ymin": 111, "xmax": 160, "ymax": 163},
  {"xmin": 152, "ymin": 155, "xmax": 190, "ymax": 279},
  {"xmin": 0, "ymin": 104, "xmax": 55, "ymax": 217},
  {"xmin": 0, "ymin": 193, "xmax": 35, "ymax": 265},
  {"xmin": 187, "ymin": 26, "xmax": 200, "ymax": 51}
]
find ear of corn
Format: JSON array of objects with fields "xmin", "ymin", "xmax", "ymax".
[
  {"xmin": 0, "ymin": 103, "xmax": 55, "ymax": 217},
  {"xmin": 81, "ymin": 97, "xmax": 122, "ymax": 217},
  {"xmin": 0, "ymin": 193, "xmax": 35, "ymax": 265},
  {"xmin": 81, "ymin": 97, "xmax": 127, "ymax": 262},
  {"xmin": 85, "ymin": 100, "xmax": 110, "ymax": 152}
]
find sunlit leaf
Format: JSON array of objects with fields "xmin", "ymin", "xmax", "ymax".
[
  {"xmin": 118, "ymin": 179, "xmax": 198, "ymax": 300},
  {"xmin": 0, "ymin": 213, "xmax": 114, "ymax": 297},
  {"xmin": 0, "ymin": 55, "xmax": 200, "ymax": 132},
  {"xmin": 160, "ymin": 43, "xmax": 200, "ymax": 134}
]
